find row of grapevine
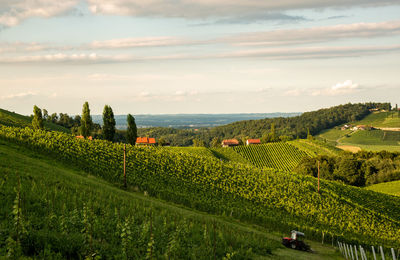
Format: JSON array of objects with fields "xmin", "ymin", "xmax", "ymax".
[
  {"xmin": 289, "ymin": 139, "xmax": 342, "ymax": 157},
  {"xmin": 233, "ymin": 143, "xmax": 308, "ymax": 171},
  {"xmin": 0, "ymin": 151, "xmax": 279, "ymax": 258},
  {"xmin": 0, "ymin": 125, "xmax": 399, "ymax": 249}
]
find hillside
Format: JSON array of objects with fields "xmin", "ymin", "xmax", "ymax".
[
  {"xmin": 233, "ymin": 142, "xmax": 308, "ymax": 171},
  {"xmin": 0, "ymin": 140, "xmax": 282, "ymax": 258},
  {"xmin": 365, "ymin": 180, "xmax": 400, "ymax": 197},
  {"xmin": 1, "ymin": 125, "xmax": 400, "ymax": 250},
  {"xmin": 317, "ymin": 111, "xmax": 400, "ymax": 152},
  {"xmin": 138, "ymin": 103, "xmax": 390, "ymax": 146},
  {"xmin": 0, "ymin": 108, "xmax": 70, "ymax": 133}
]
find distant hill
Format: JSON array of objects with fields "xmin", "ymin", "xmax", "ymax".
[
  {"xmin": 92, "ymin": 112, "xmax": 301, "ymax": 129},
  {"xmin": 0, "ymin": 108, "xmax": 70, "ymax": 133},
  {"xmin": 317, "ymin": 111, "xmax": 400, "ymax": 152}
]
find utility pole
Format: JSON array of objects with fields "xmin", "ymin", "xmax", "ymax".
[
  {"xmin": 124, "ymin": 144, "xmax": 127, "ymax": 188},
  {"xmin": 317, "ymin": 161, "xmax": 320, "ymax": 193}
]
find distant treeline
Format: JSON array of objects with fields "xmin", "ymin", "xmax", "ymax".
[
  {"xmin": 138, "ymin": 102, "xmax": 391, "ymax": 146},
  {"xmin": 294, "ymin": 150, "xmax": 400, "ymax": 187}
]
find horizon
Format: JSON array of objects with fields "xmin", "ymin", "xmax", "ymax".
[{"xmin": 1, "ymin": 1, "xmax": 400, "ymax": 114}]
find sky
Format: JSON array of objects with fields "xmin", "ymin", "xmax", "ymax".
[{"xmin": 0, "ymin": 0, "xmax": 400, "ymax": 115}]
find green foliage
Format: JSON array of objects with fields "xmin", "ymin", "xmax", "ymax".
[
  {"xmin": 192, "ymin": 138, "xmax": 206, "ymax": 147},
  {"xmin": 138, "ymin": 103, "xmax": 389, "ymax": 146},
  {"xmin": 80, "ymin": 102, "xmax": 93, "ymax": 138},
  {"xmin": 126, "ymin": 114, "xmax": 137, "ymax": 145},
  {"xmin": 32, "ymin": 105, "xmax": 44, "ymax": 130},
  {"xmin": 233, "ymin": 143, "xmax": 308, "ymax": 171},
  {"xmin": 0, "ymin": 139, "xmax": 280, "ymax": 258},
  {"xmin": 295, "ymin": 151, "xmax": 400, "ymax": 186},
  {"xmin": 1, "ymin": 126, "xmax": 400, "ymax": 250},
  {"xmin": 102, "ymin": 105, "xmax": 116, "ymax": 141}
]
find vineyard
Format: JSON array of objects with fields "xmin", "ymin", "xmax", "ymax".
[
  {"xmin": 0, "ymin": 140, "xmax": 281, "ymax": 258},
  {"xmin": 1, "ymin": 125, "xmax": 400, "ymax": 250},
  {"xmin": 233, "ymin": 142, "xmax": 308, "ymax": 171},
  {"xmin": 289, "ymin": 139, "xmax": 342, "ymax": 157}
]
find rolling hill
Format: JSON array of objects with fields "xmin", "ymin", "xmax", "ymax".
[
  {"xmin": 1, "ymin": 124, "xmax": 399, "ymax": 251},
  {"xmin": 0, "ymin": 108, "xmax": 70, "ymax": 133},
  {"xmin": 365, "ymin": 180, "xmax": 400, "ymax": 197},
  {"xmin": 317, "ymin": 111, "xmax": 400, "ymax": 152}
]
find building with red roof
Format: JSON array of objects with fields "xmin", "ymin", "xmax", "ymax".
[
  {"xmin": 136, "ymin": 137, "xmax": 157, "ymax": 146},
  {"xmin": 221, "ymin": 139, "xmax": 239, "ymax": 147},
  {"xmin": 246, "ymin": 139, "xmax": 261, "ymax": 145}
]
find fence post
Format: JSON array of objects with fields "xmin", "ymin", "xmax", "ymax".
[
  {"xmin": 380, "ymin": 246, "xmax": 385, "ymax": 260},
  {"xmin": 344, "ymin": 243, "xmax": 348, "ymax": 259},
  {"xmin": 372, "ymin": 246, "xmax": 377, "ymax": 260},
  {"xmin": 390, "ymin": 248, "xmax": 396, "ymax": 260},
  {"xmin": 354, "ymin": 245, "xmax": 359, "ymax": 260},
  {"xmin": 350, "ymin": 244, "xmax": 355, "ymax": 260},
  {"xmin": 124, "ymin": 144, "xmax": 127, "ymax": 188},
  {"xmin": 338, "ymin": 242, "xmax": 343, "ymax": 254}
]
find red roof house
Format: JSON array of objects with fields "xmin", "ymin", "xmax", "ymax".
[
  {"xmin": 76, "ymin": 135, "xmax": 92, "ymax": 140},
  {"xmin": 246, "ymin": 139, "xmax": 261, "ymax": 145},
  {"xmin": 136, "ymin": 137, "xmax": 157, "ymax": 145},
  {"xmin": 221, "ymin": 139, "xmax": 239, "ymax": 147}
]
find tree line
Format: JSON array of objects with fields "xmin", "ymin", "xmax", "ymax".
[
  {"xmin": 32, "ymin": 103, "xmax": 138, "ymax": 145},
  {"xmin": 294, "ymin": 151, "xmax": 400, "ymax": 187},
  {"xmin": 138, "ymin": 102, "xmax": 391, "ymax": 146}
]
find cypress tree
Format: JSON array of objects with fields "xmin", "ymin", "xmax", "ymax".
[
  {"xmin": 102, "ymin": 105, "xmax": 116, "ymax": 141},
  {"xmin": 126, "ymin": 114, "xmax": 137, "ymax": 145},
  {"xmin": 32, "ymin": 105, "xmax": 44, "ymax": 130},
  {"xmin": 80, "ymin": 101, "xmax": 93, "ymax": 138}
]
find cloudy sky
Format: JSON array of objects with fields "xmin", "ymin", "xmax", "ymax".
[{"xmin": 1, "ymin": 0, "xmax": 400, "ymax": 115}]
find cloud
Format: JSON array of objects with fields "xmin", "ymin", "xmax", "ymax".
[
  {"xmin": 86, "ymin": 0, "xmax": 399, "ymax": 18},
  {"xmin": 284, "ymin": 89, "xmax": 304, "ymax": 97},
  {"xmin": 220, "ymin": 20, "xmax": 400, "ymax": 46},
  {"xmin": 0, "ymin": 91, "xmax": 37, "ymax": 100},
  {"xmin": 89, "ymin": 37, "xmax": 188, "ymax": 49},
  {"xmin": 0, "ymin": 0, "xmax": 78, "ymax": 26},
  {"xmin": 311, "ymin": 80, "xmax": 360, "ymax": 96},
  {"xmin": 198, "ymin": 12, "xmax": 307, "ymax": 25},
  {"xmin": 1, "ymin": 44, "xmax": 399, "ymax": 64}
]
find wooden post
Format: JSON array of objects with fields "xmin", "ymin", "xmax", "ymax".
[
  {"xmin": 390, "ymin": 248, "xmax": 396, "ymax": 260},
  {"xmin": 372, "ymin": 246, "xmax": 377, "ymax": 260},
  {"xmin": 380, "ymin": 246, "xmax": 385, "ymax": 260},
  {"xmin": 317, "ymin": 161, "xmax": 320, "ymax": 193},
  {"xmin": 354, "ymin": 245, "xmax": 359, "ymax": 260},
  {"xmin": 124, "ymin": 144, "xmax": 127, "ymax": 188}
]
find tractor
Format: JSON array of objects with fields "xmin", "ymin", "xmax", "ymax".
[{"xmin": 282, "ymin": 230, "xmax": 311, "ymax": 251}]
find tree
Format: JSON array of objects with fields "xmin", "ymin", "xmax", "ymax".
[
  {"xmin": 102, "ymin": 105, "xmax": 116, "ymax": 141},
  {"xmin": 192, "ymin": 138, "xmax": 206, "ymax": 147},
  {"xmin": 42, "ymin": 109, "xmax": 49, "ymax": 121},
  {"xmin": 270, "ymin": 123, "xmax": 276, "ymax": 142},
  {"xmin": 210, "ymin": 137, "xmax": 221, "ymax": 147},
  {"xmin": 32, "ymin": 105, "xmax": 44, "ymax": 130},
  {"xmin": 126, "ymin": 114, "xmax": 137, "ymax": 145},
  {"xmin": 80, "ymin": 102, "xmax": 93, "ymax": 138}
]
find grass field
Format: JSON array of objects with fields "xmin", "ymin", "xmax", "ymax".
[
  {"xmin": 317, "ymin": 112, "xmax": 400, "ymax": 152},
  {"xmin": 353, "ymin": 111, "xmax": 400, "ymax": 128},
  {"xmin": 0, "ymin": 139, "xmax": 343, "ymax": 259},
  {"xmin": 365, "ymin": 180, "xmax": 400, "ymax": 197}
]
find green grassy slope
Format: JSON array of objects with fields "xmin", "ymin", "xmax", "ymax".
[
  {"xmin": 289, "ymin": 139, "xmax": 342, "ymax": 157},
  {"xmin": 0, "ymin": 139, "xmax": 344, "ymax": 259},
  {"xmin": 353, "ymin": 111, "xmax": 400, "ymax": 128},
  {"xmin": 365, "ymin": 180, "xmax": 400, "ymax": 197},
  {"xmin": 0, "ymin": 108, "xmax": 70, "ymax": 133},
  {"xmin": 2, "ymin": 125, "xmax": 399, "ymax": 249},
  {"xmin": 317, "ymin": 112, "xmax": 400, "ymax": 152}
]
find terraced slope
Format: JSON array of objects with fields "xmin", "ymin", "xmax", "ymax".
[
  {"xmin": 233, "ymin": 143, "xmax": 309, "ymax": 171},
  {"xmin": 1, "ymin": 125, "xmax": 398, "ymax": 248}
]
